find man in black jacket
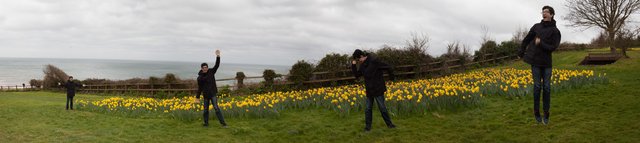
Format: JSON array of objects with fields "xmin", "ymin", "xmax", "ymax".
[
  {"xmin": 518, "ymin": 6, "xmax": 561, "ymax": 125},
  {"xmin": 351, "ymin": 49, "xmax": 396, "ymax": 132},
  {"xmin": 60, "ymin": 76, "xmax": 82, "ymax": 110},
  {"xmin": 196, "ymin": 50, "xmax": 227, "ymax": 127}
]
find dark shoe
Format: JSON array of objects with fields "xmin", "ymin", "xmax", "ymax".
[
  {"xmin": 388, "ymin": 124, "xmax": 396, "ymax": 129},
  {"xmin": 543, "ymin": 112, "xmax": 550, "ymax": 125},
  {"xmin": 203, "ymin": 123, "xmax": 209, "ymax": 127},
  {"xmin": 534, "ymin": 111, "xmax": 542, "ymax": 124},
  {"xmin": 364, "ymin": 127, "xmax": 371, "ymax": 132},
  {"xmin": 535, "ymin": 116, "xmax": 542, "ymax": 124}
]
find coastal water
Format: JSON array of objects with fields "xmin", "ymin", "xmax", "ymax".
[{"xmin": 0, "ymin": 57, "xmax": 289, "ymax": 86}]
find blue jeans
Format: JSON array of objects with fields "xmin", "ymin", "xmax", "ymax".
[
  {"xmin": 365, "ymin": 95, "xmax": 393, "ymax": 128},
  {"xmin": 203, "ymin": 96, "xmax": 226, "ymax": 125},
  {"xmin": 531, "ymin": 65, "xmax": 552, "ymax": 115}
]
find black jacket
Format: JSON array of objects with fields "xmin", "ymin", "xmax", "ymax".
[
  {"xmin": 351, "ymin": 56, "xmax": 395, "ymax": 97},
  {"xmin": 519, "ymin": 19, "xmax": 561, "ymax": 67},
  {"xmin": 197, "ymin": 56, "xmax": 220, "ymax": 99},
  {"xmin": 62, "ymin": 80, "xmax": 82, "ymax": 97}
]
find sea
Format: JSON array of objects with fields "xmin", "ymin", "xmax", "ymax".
[{"xmin": 0, "ymin": 57, "xmax": 290, "ymax": 87}]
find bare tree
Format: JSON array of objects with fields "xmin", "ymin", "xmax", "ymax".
[
  {"xmin": 42, "ymin": 64, "xmax": 69, "ymax": 89},
  {"xmin": 406, "ymin": 32, "xmax": 430, "ymax": 51},
  {"xmin": 444, "ymin": 41, "xmax": 472, "ymax": 61},
  {"xmin": 615, "ymin": 26, "xmax": 640, "ymax": 58},
  {"xmin": 445, "ymin": 41, "xmax": 462, "ymax": 59},
  {"xmin": 480, "ymin": 25, "xmax": 493, "ymax": 43},
  {"xmin": 511, "ymin": 27, "xmax": 528, "ymax": 44},
  {"xmin": 590, "ymin": 32, "xmax": 609, "ymax": 48},
  {"xmin": 564, "ymin": 0, "xmax": 640, "ymax": 53}
]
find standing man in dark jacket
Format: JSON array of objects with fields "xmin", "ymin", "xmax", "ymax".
[
  {"xmin": 351, "ymin": 49, "xmax": 396, "ymax": 132},
  {"xmin": 195, "ymin": 50, "xmax": 227, "ymax": 127},
  {"xmin": 60, "ymin": 76, "xmax": 82, "ymax": 110},
  {"xmin": 518, "ymin": 6, "xmax": 561, "ymax": 125}
]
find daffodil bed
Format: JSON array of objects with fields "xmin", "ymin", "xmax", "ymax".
[{"xmin": 76, "ymin": 68, "xmax": 607, "ymax": 120}]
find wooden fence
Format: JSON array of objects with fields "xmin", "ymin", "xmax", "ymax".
[{"xmin": 69, "ymin": 52, "xmax": 518, "ymax": 96}]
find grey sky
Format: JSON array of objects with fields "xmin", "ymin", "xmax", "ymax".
[{"xmin": 0, "ymin": 0, "xmax": 604, "ymax": 66}]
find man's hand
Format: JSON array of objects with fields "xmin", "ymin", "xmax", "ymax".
[
  {"xmin": 194, "ymin": 98, "xmax": 200, "ymax": 104},
  {"xmin": 215, "ymin": 50, "xmax": 220, "ymax": 57},
  {"xmin": 535, "ymin": 37, "xmax": 541, "ymax": 45},
  {"xmin": 352, "ymin": 60, "xmax": 357, "ymax": 65}
]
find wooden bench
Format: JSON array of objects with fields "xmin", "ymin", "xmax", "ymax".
[{"xmin": 579, "ymin": 53, "xmax": 622, "ymax": 65}]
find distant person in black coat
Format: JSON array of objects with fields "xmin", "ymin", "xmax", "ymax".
[
  {"xmin": 59, "ymin": 76, "xmax": 82, "ymax": 110},
  {"xmin": 195, "ymin": 50, "xmax": 227, "ymax": 127},
  {"xmin": 351, "ymin": 49, "xmax": 396, "ymax": 132},
  {"xmin": 518, "ymin": 6, "xmax": 561, "ymax": 125}
]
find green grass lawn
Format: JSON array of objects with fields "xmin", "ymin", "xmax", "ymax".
[{"xmin": 1, "ymin": 49, "xmax": 639, "ymax": 142}]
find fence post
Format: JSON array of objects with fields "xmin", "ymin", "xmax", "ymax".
[
  {"xmin": 425, "ymin": 62, "xmax": 433, "ymax": 77},
  {"xmin": 411, "ymin": 64, "xmax": 420, "ymax": 79},
  {"xmin": 460, "ymin": 58, "xmax": 467, "ymax": 72},
  {"xmin": 480, "ymin": 53, "xmax": 486, "ymax": 66},
  {"xmin": 492, "ymin": 53, "xmax": 497, "ymax": 65},
  {"xmin": 440, "ymin": 60, "xmax": 449, "ymax": 76},
  {"xmin": 136, "ymin": 84, "xmax": 140, "ymax": 96}
]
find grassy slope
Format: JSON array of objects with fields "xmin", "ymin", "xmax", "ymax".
[{"xmin": 0, "ymin": 49, "xmax": 639, "ymax": 142}]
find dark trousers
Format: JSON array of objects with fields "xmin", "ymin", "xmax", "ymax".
[
  {"xmin": 531, "ymin": 65, "xmax": 552, "ymax": 116},
  {"xmin": 203, "ymin": 96, "xmax": 226, "ymax": 125},
  {"xmin": 66, "ymin": 95, "xmax": 74, "ymax": 110},
  {"xmin": 365, "ymin": 94, "xmax": 393, "ymax": 128}
]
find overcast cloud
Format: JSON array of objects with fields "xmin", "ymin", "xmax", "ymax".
[{"xmin": 0, "ymin": 0, "xmax": 605, "ymax": 66}]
